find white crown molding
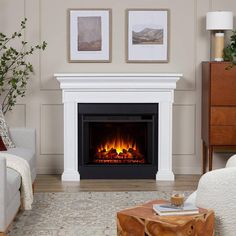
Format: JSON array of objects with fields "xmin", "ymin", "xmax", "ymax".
[{"xmin": 55, "ymin": 73, "xmax": 182, "ymax": 90}]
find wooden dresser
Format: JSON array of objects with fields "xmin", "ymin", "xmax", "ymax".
[{"xmin": 202, "ymin": 62, "xmax": 236, "ymax": 173}]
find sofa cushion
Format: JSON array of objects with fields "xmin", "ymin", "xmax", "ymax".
[
  {"xmin": 3, "ymin": 147, "xmax": 36, "ymax": 181},
  {"xmin": 6, "ymin": 168, "xmax": 21, "ymax": 207}
]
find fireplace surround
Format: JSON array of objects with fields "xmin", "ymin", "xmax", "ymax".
[
  {"xmin": 55, "ymin": 73, "xmax": 182, "ymax": 181},
  {"xmin": 78, "ymin": 103, "xmax": 158, "ymax": 179}
]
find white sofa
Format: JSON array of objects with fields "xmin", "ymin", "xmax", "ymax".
[
  {"xmin": 186, "ymin": 155, "xmax": 236, "ymax": 236},
  {"xmin": 0, "ymin": 128, "xmax": 36, "ymax": 235}
]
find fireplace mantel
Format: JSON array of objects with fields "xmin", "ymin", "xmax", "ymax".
[{"xmin": 55, "ymin": 73, "xmax": 182, "ymax": 181}]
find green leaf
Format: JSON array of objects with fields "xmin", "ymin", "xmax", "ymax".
[
  {"xmin": 223, "ymin": 31, "xmax": 236, "ymax": 70},
  {"xmin": 0, "ymin": 17, "xmax": 47, "ymax": 114}
]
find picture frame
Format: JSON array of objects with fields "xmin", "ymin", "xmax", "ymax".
[
  {"xmin": 126, "ymin": 9, "xmax": 169, "ymax": 63},
  {"xmin": 68, "ymin": 9, "xmax": 112, "ymax": 62}
]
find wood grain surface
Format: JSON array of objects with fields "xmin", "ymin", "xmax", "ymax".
[
  {"xmin": 34, "ymin": 175, "xmax": 200, "ymax": 192},
  {"xmin": 117, "ymin": 200, "xmax": 214, "ymax": 236}
]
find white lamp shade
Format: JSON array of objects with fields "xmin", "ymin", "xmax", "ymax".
[{"xmin": 206, "ymin": 11, "xmax": 233, "ymax": 30}]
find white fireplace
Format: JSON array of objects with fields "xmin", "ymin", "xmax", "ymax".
[{"xmin": 55, "ymin": 73, "xmax": 182, "ymax": 181}]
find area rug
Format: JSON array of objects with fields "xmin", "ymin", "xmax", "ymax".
[{"xmin": 8, "ymin": 191, "xmax": 192, "ymax": 236}]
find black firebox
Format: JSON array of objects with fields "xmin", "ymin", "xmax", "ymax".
[{"xmin": 78, "ymin": 103, "xmax": 158, "ymax": 179}]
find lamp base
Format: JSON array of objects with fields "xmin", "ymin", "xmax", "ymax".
[
  {"xmin": 213, "ymin": 32, "xmax": 224, "ymax": 61},
  {"xmin": 214, "ymin": 57, "xmax": 224, "ymax": 62}
]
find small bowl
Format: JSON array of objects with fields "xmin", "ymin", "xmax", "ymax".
[{"xmin": 170, "ymin": 192, "xmax": 185, "ymax": 207}]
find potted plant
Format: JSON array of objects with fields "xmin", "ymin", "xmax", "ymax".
[
  {"xmin": 0, "ymin": 18, "xmax": 46, "ymax": 114},
  {"xmin": 223, "ymin": 30, "xmax": 236, "ymax": 69}
]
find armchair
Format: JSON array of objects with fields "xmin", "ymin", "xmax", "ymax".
[{"xmin": 186, "ymin": 155, "xmax": 236, "ymax": 236}]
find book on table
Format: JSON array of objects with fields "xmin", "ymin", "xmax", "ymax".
[{"xmin": 153, "ymin": 202, "xmax": 199, "ymax": 216}]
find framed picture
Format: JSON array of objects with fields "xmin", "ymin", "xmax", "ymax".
[
  {"xmin": 68, "ymin": 9, "xmax": 111, "ymax": 62},
  {"xmin": 126, "ymin": 9, "xmax": 169, "ymax": 63}
]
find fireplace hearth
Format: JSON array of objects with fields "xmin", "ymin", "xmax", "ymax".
[{"xmin": 78, "ymin": 104, "xmax": 158, "ymax": 179}]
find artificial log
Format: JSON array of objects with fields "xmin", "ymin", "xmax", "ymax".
[
  {"xmin": 117, "ymin": 200, "xmax": 214, "ymax": 236},
  {"xmin": 94, "ymin": 146, "xmax": 145, "ymax": 163},
  {"xmin": 96, "ymin": 148, "xmax": 143, "ymax": 159}
]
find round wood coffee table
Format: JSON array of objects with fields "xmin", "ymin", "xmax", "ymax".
[{"xmin": 117, "ymin": 199, "xmax": 214, "ymax": 236}]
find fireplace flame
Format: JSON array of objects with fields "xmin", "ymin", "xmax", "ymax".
[
  {"xmin": 95, "ymin": 135, "xmax": 145, "ymax": 163},
  {"xmin": 98, "ymin": 136, "xmax": 137, "ymax": 154}
]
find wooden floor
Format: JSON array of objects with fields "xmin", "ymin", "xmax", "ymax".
[{"xmin": 35, "ymin": 175, "xmax": 201, "ymax": 192}]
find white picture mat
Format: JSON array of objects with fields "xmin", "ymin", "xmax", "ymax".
[
  {"xmin": 69, "ymin": 10, "xmax": 110, "ymax": 61},
  {"xmin": 128, "ymin": 10, "xmax": 168, "ymax": 62}
]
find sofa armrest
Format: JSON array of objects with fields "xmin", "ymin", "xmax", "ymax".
[
  {"xmin": 0, "ymin": 156, "xmax": 7, "ymax": 231},
  {"xmin": 9, "ymin": 128, "xmax": 36, "ymax": 152}
]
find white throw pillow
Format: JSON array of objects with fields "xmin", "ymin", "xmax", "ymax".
[{"xmin": 0, "ymin": 107, "xmax": 15, "ymax": 149}]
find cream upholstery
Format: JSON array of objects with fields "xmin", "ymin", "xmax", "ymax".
[
  {"xmin": 186, "ymin": 155, "xmax": 236, "ymax": 236},
  {"xmin": 225, "ymin": 154, "xmax": 236, "ymax": 168}
]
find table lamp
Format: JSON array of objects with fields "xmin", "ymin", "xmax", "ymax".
[{"xmin": 206, "ymin": 11, "xmax": 233, "ymax": 61}]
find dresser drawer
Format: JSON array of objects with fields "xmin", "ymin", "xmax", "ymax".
[
  {"xmin": 211, "ymin": 107, "xmax": 236, "ymax": 125},
  {"xmin": 211, "ymin": 126, "xmax": 236, "ymax": 145},
  {"xmin": 211, "ymin": 63, "xmax": 236, "ymax": 105}
]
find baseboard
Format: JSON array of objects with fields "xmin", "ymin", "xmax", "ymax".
[
  {"xmin": 36, "ymin": 168, "xmax": 63, "ymax": 175},
  {"xmin": 173, "ymin": 166, "xmax": 201, "ymax": 175}
]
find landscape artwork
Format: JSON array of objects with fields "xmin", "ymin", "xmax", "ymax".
[
  {"xmin": 132, "ymin": 25, "xmax": 163, "ymax": 45},
  {"xmin": 77, "ymin": 16, "xmax": 102, "ymax": 51},
  {"xmin": 127, "ymin": 9, "xmax": 169, "ymax": 62}
]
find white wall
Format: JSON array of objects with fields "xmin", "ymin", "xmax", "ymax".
[{"xmin": 1, "ymin": 0, "xmax": 235, "ymax": 174}]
